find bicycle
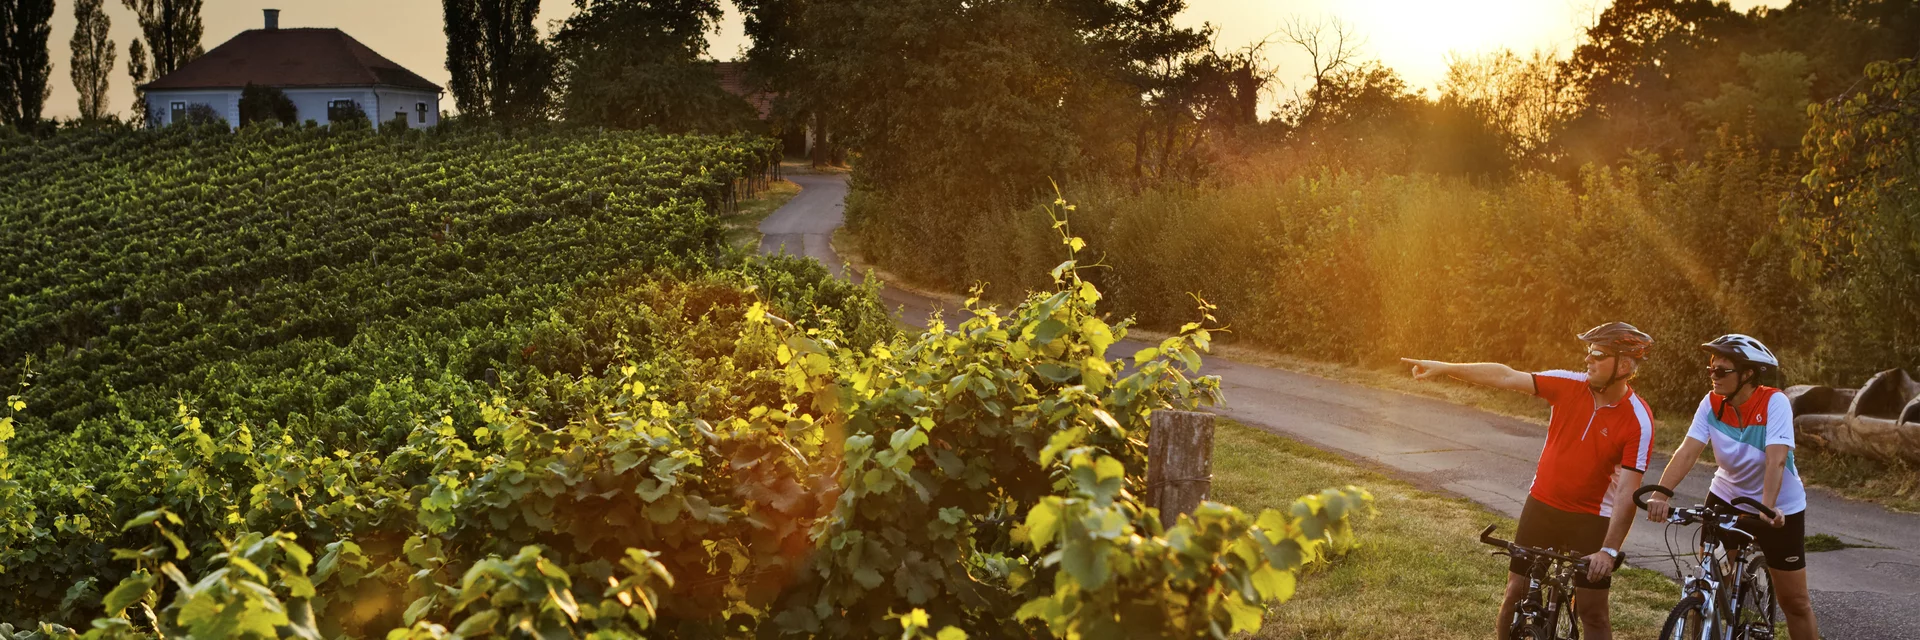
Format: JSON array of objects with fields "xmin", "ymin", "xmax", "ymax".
[
  {"xmin": 1478, "ymin": 523, "xmax": 1615, "ymax": 640},
  {"xmin": 1633, "ymin": 485, "xmax": 1782, "ymax": 640}
]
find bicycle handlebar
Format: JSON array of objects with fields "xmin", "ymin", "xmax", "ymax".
[
  {"xmin": 1634, "ymin": 484, "xmax": 1779, "ymax": 520},
  {"xmin": 1730, "ymin": 496, "xmax": 1779, "ymax": 520},
  {"xmin": 1633, "ymin": 484, "xmax": 1673, "ymax": 510},
  {"xmin": 1477, "ymin": 524, "xmax": 1593, "ymax": 568}
]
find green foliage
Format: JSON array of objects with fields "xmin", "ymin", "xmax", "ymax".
[
  {"xmin": 327, "ymin": 101, "xmax": 369, "ymax": 129},
  {"xmin": 1686, "ymin": 51, "xmax": 1815, "ymax": 151},
  {"xmin": 172, "ymin": 104, "xmax": 222, "ymax": 127},
  {"xmin": 1, "ymin": 0, "xmax": 57, "ymax": 128},
  {"xmin": 1791, "ymin": 57, "xmax": 1920, "ymax": 386},
  {"xmin": 440, "ymin": 0, "xmax": 553, "ymax": 124},
  {"xmin": 0, "ymin": 126, "xmax": 777, "ymax": 458},
  {"xmin": 237, "ymin": 84, "xmax": 296, "ymax": 127},
  {"xmin": 121, "ymin": 0, "xmax": 203, "ymax": 80},
  {"xmin": 383, "ymin": 546, "xmax": 673, "ymax": 639},
  {"xmin": 68, "ymin": 0, "xmax": 116, "ymax": 123},
  {"xmin": 1016, "ymin": 452, "xmax": 1372, "ymax": 638},
  {"xmin": 756, "ymin": 0, "xmax": 1234, "ymax": 263},
  {"xmin": 1553, "ymin": 0, "xmax": 1919, "ymax": 168},
  {"xmin": 856, "ymin": 139, "xmax": 1808, "ymax": 414},
  {"xmin": 553, "ymin": 0, "xmax": 760, "ymax": 133},
  {"xmin": 88, "ymin": 526, "xmax": 325, "ymax": 640},
  {"xmin": 2, "ymin": 184, "xmax": 1372, "ymax": 637},
  {"xmin": 379, "ymin": 112, "xmax": 411, "ymax": 136}
]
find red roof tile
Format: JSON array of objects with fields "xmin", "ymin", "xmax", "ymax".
[{"xmin": 141, "ymin": 28, "xmax": 441, "ymax": 92}]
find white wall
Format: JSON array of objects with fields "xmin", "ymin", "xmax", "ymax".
[
  {"xmin": 144, "ymin": 90, "xmax": 239, "ymax": 127},
  {"xmin": 145, "ymin": 87, "xmax": 441, "ymax": 128},
  {"xmin": 282, "ymin": 88, "xmax": 377, "ymax": 126},
  {"xmin": 373, "ymin": 89, "xmax": 441, "ymax": 129}
]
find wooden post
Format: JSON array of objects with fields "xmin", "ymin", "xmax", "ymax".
[{"xmin": 1146, "ymin": 410, "xmax": 1215, "ymax": 530}]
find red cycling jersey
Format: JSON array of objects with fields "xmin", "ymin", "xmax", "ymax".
[{"xmin": 1529, "ymin": 370, "xmax": 1655, "ymax": 518}]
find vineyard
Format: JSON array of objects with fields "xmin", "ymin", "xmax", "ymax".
[
  {"xmin": 0, "ymin": 128, "xmax": 1372, "ymax": 638},
  {"xmin": 0, "ymin": 125, "xmax": 777, "ymax": 465}
]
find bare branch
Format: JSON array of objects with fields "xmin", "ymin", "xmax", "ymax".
[{"xmin": 1264, "ymin": 15, "xmax": 1366, "ymax": 120}]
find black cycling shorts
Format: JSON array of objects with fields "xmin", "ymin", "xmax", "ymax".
[
  {"xmin": 1512, "ymin": 495, "xmax": 1612, "ymax": 590},
  {"xmin": 1705, "ymin": 493, "xmax": 1808, "ymax": 571}
]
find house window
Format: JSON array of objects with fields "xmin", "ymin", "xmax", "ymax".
[
  {"xmin": 416, "ymin": 102, "xmax": 427, "ymax": 124},
  {"xmin": 327, "ymin": 99, "xmax": 361, "ymax": 122},
  {"xmin": 170, "ymin": 101, "xmax": 186, "ymax": 123},
  {"xmin": 395, "ymin": 112, "xmax": 407, "ymax": 124}
]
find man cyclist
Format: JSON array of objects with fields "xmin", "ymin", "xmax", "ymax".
[
  {"xmin": 1643, "ymin": 334, "xmax": 1818, "ymax": 639},
  {"xmin": 1401, "ymin": 322, "xmax": 1655, "ymax": 640}
]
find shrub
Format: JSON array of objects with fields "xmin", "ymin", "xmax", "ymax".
[{"xmin": 237, "ymin": 84, "xmax": 297, "ymax": 127}]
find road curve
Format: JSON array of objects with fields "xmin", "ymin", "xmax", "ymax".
[{"xmin": 757, "ymin": 173, "xmax": 1920, "ymax": 639}]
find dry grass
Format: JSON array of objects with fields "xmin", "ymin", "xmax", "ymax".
[
  {"xmin": 1210, "ymin": 420, "xmax": 1677, "ymax": 639},
  {"xmin": 1792, "ymin": 447, "xmax": 1920, "ymax": 513}
]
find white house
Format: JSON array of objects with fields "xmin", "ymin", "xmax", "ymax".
[{"xmin": 141, "ymin": 9, "xmax": 442, "ymax": 129}]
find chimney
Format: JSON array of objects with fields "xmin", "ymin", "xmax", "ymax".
[{"xmin": 264, "ymin": 9, "xmax": 280, "ymax": 30}]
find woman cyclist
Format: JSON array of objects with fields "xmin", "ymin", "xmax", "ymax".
[{"xmin": 1643, "ymin": 334, "xmax": 1818, "ymax": 639}]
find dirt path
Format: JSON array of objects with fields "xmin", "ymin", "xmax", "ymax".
[{"xmin": 759, "ymin": 174, "xmax": 1920, "ymax": 639}]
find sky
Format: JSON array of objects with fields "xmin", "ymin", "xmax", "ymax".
[{"xmin": 39, "ymin": 0, "xmax": 1786, "ymax": 120}]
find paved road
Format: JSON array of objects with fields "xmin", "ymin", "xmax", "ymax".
[
  {"xmin": 758, "ymin": 173, "xmax": 1920, "ymax": 639},
  {"xmin": 757, "ymin": 173, "xmax": 849, "ymax": 275}
]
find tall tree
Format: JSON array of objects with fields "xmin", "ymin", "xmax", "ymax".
[
  {"xmin": 1552, "ymin": 0, "xmax": 1750, "ymax": 165},
  {"xmin": 443, "ymin": 0, "xmax": 489, "ymax": 117},
  {"xmin": 1, "ymin": 0, "xmax": 55, "ymax": 128},
  {"xmin": 555, "ymin": 0, "xmax": 753, "ymax": 132},
  {"xmin": 122, "ymin": 0, "xmax": 202, "ymax": 78},
  {"xmin": 442, "ymin": 0, "xmax": 551, "ymax": 123},
  {"xmin": 733, "ymin": 0, "xmax": 1219, "ymax": 285},
  {"xmin": 70, "ymin": 0, "xmax": 116, "ymax": 122},
  {"xmin": 0, "ymin": 0, "xmax": 16, "ymax": 125},
  {"xmin": 737, "ymin": 0, "xmax": 846, "ymax": 165},
  {"xmin": 126, "ymin": 39, "xmax": 148, "ymax": 123},
  {"xmin": 122, "ymin": 0, "xmax": 201, "ymax": 127}
]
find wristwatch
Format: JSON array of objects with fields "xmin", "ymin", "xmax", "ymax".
[{"xmin": 1600, "ymin": 547, "xmax": 1624, "ymax": 565}]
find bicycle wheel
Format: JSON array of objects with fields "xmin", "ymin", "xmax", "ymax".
[
  {"xmin": 1659, "ymin": 596, "xmax": 1709, "ymax": 640},
  {"xmin": 1735, "ymin": 554, "xmax": 1780, "ymax": 639}
]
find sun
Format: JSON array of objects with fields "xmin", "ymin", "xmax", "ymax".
[{"xmin": 1338, "ymin": 0, "xmax": 1575, "ymax": 87}]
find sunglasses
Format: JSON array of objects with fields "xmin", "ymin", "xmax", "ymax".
[
  {"xmin": 1584, "ymin": 350, "xmax": 1617, "ymax": 361},
  {"xmin": 1707, "ymin": 366, "xmax": 1739, "ymax": 379}
]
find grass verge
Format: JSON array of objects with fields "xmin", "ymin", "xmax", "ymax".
[
  {"xmin": 1211, "ymin": 419, "xmax": 1677, "ymax": 639},
  {"xmin": 724, "ymin": 178, "xmax": 802, "ymax": 248}
]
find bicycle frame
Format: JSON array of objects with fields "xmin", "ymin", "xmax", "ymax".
[
  {"xmin": 1673, "ymin": 513, "xmax": 1766, "ymax": 640},
  {"xmin": 1517, "ymin": 552, "xmax": 1582, "ymax": 636},
  {"xmin": 1635, "ymin": 486, "xmax": 1778, "ymax": 640},
  {"xmin": 1480, "ymin": 524, "xmax": 1595, "ymax": 639}
]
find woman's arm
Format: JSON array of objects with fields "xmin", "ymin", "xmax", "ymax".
[
  {"xmin": 1763, "ymin": 444, "xmax": 1789, "ymax": 527},
  {"xmin": 1761, "ymin": 392, "xmax": 1796, "ymax": 527},
  {"xmin": 1646, "ymin": 438, "xmax": 1707, "ymax": 521}
]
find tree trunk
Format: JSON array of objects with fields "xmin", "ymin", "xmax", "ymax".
[
  {"xmin": 811, "ymin": 112, "xmax": 830, "ymax": 168},
  {"xmin": 1146, "ymin": 410, "xmax": 1215, "ymax": 530}
]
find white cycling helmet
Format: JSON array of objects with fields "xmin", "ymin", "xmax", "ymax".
[{"xmin": 1699, "ymin": 334, "xmax": 1779, "ymax": 371}]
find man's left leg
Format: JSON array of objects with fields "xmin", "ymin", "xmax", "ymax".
[{"xmin": 1575, "ymin": 586, "xmax": 1612, "ymax": 640}]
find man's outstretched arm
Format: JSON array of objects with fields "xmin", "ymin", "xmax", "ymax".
[{"xmin": 1399, "ymin": 358, "xmax": 1536, "ymax": 394}]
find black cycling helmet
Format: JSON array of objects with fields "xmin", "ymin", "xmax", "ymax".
[
  {"xmin": 1699, "ymin": 334, "xmax": 1778, "ymax": 372},
  {"xmin": 1577, "ymin": 321, "xmax": 1654, "ymax": 360}
]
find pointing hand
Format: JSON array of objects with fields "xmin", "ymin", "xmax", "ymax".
[{"xmin": 1400, "ymin": 358, "xmax": 1447, "ymax": 381}]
